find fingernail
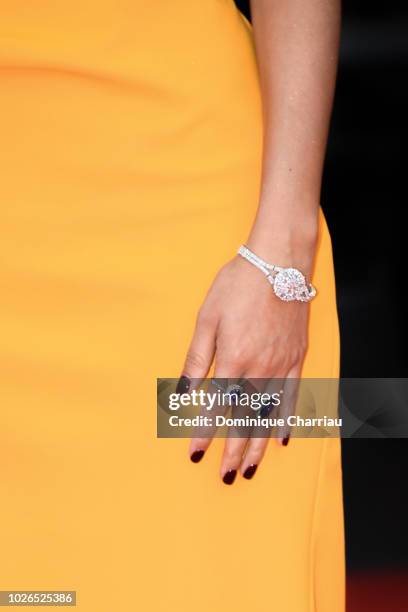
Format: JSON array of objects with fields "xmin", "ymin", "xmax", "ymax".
[
  {"xmin": 243, "ymin": 464, "xmax": 258, "ymax": 480},
  {"xmin": 222, "ymin": 469, "xmax": 237, "ymax": 485},
  {"xmin": 176, "ymin": 375, "xmax": 191, "ymax": 394},
  {"xmin": 190, "ymin": 450, "xmax": 205, "ymax": 463},
  {"xmin": 282, "ymin": 436, "xmax": 290, "ymax": 446}
]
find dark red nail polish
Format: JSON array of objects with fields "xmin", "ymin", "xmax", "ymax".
[
  {"xmin": 222, "ymin": 469, "xmax": 237, "ymax": 485},
  {"xmin": 176, "ymin": 375, "xmax": 191, "ymax": 394},
  {"xmin": 190, "ymin": 450, "xmax": 205, "ymax": 463},
  {"xmin": 282, "ymin": 435, "xmax": 290, "ymax": 446},
  {"xmin": 243, "ymin": 464, "xmax": 258, "ymax": 480}
]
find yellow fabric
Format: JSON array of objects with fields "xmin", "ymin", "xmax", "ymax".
[{"xmin": 0, "ymin": 1, "xmax": 344, "ymax": 610}]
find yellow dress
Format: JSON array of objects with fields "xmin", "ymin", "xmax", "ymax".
[{"xmin": 0, "ymin": 1, "xmax": 344, "ymax": 610}]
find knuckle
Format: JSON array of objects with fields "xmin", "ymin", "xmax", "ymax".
[
  {"xmin": 284, "ymin": 345, "xmax": 306, "ymax": 370},
  {"xmin": 184, "ymin": 350, "xmax": 207, "ymax": 372},
  {"xmin": 224, "ymin": 446, "xmax": 242, "ymax": 464},
  {"xmin": 220, "ymin": 347, "xmax": 247, "ymax": 370},
  {"xmin": 247, "ymin": 444, "xmax": 266, "ymax": 463},
  {"xmin": 293, "ymin": 345, "xmax": 306, "ymax": 365},
  {"xmin": 287, "ymin": 353, "xmax": 299, "ymax": 369},
  {"xmin": 273, "ymin": 351, "xmax": 289, "ymax": 371},
  {"xmin": 253, "ymin": 358, "xmax": 274, "ymax": 377}
]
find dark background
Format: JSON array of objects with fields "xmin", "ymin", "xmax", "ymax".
[{"xmin": 236, "ymin": 0, "xmax": 408, "ymax": 598}]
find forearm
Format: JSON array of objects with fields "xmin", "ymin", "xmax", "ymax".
[{"xmin": 248, "ymin": 0, "xmax": 341, "ymax": 273}]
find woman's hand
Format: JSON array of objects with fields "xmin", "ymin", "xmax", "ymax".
[
  {"xmin": 176, "ymin": 0, "xmax": 340, "ymax": 483},
  {"xmin": 178, "ymin": 251, "xmax": 310, "ymax": 484}
]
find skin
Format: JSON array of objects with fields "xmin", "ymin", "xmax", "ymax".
[{"xmin": 183, "ymin": 0, "xmax": 341, "ymax": 482}]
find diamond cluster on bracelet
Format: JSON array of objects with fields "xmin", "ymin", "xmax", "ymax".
[{"xmin": 237, "ymin": 245, "xmax": 317, "ymax": 303}]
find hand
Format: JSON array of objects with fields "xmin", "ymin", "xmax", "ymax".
[{"xmin": 178, "ymin": 253, "xmax": 310, "ymax": 484}]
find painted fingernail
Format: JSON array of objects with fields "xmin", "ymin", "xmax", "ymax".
[
  {"xmin": 190, "ymin": 450, "xmax": 205, "ymax": 463},
  {"xmin": 176, "ymin": 375, "xmax": 191, "ymax": 394},
  {"xmin": 222, "ymin": 469, "xmax": 237, "ymax": 485},
  {"xmin": 243, "ymin": 464, "xmax": 258, "ymax": 480},
  {"xmin": 282, "ymin": 436, "xmax": 290, "ymax": 446}
]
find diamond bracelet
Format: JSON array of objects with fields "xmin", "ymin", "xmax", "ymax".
[{"xmin": 237, "ymin": 245, "xmax": 317, "ymax": 303}]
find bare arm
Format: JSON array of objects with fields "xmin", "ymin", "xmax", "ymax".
[
  {"xmin": 183, "ymin": 0, "xmax": 341, "ymax": 482},
  {"xmin": 248, "ymin": 0, "xmax": 341, "ymax": 273}
]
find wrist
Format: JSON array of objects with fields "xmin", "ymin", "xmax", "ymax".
[{"xmin": 246, "ymin": 216, "xmax": 318, "ymax": 275}]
